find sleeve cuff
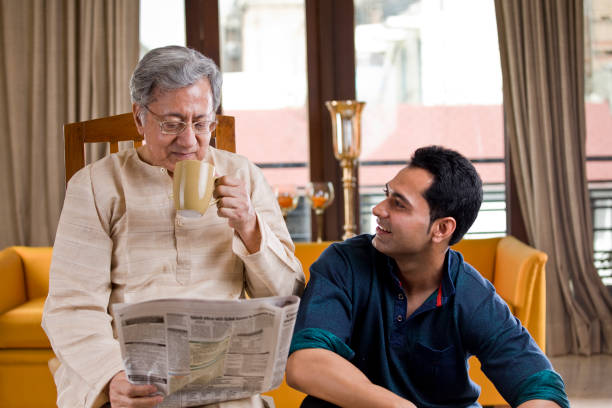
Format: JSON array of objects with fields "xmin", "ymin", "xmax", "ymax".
[
  {"xmin": 233, "ymin": 212, "xmax": 303, "ymax": 297},
  {"xmin": 232, "ymin": 212, "xmax": 268, "ymax": 257},
  {"xmin": 290, "ymin": 328, "xmax": 355, "ymax": 361},
  {"xmin": 85, "ymin": 352, "xmax": 125, "ymax": 408},
  {"xmin": 509, "ymin": 369, "xmax": 569, "ymax": 408}
]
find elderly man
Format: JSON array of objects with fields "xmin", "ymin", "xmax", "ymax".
[
  {"xmin": 43, "ymin": 46, "xmax": 304, "ymax": 408},
  {"xmin": 286, "ymin": 146, "xmax": 568, "ymax": 408}
]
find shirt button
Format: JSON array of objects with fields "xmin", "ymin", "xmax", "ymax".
[
  {"xmin": 398, "ymin": 293, "xmax": 404, "ymax": 300},
  {"xmin": 160, "ymin": 168, "xmax": 166, "ymax": 173},
  {"xmin": 397, "ymin": 315, "xmax": 403, "ymax": 322}
]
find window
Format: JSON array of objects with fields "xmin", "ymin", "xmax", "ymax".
[
  {"xmin": 219, "ymin": 0, "xmax": 310, "ymax": 240},
  {"xmin": 585, "ymin": 0, "xmax": 612, "ymax": 286},
  {"xmin": 139, "ymin": 0, "xmax": 186, "ymax": 57},
  {"xmin": 354, "ymin": 0, "xmax": 505, "ymax": 238}
]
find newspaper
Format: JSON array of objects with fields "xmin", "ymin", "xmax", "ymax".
[{"xmin": 112, "ymin": 295, "xmax": 300, "ymax": 407}]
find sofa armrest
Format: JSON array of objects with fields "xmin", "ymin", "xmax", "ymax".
[
  {"xmin": 494, "ymin": 236, "xmax": 547, "ymax": 350},
  {"xmin": 12, "ymin": 247, "xmax": 53, "ymax": 299},
  {"xmin": 294, "ymin": 242, "xmax": 334, "ymax": 282},
  {"xmin": 0, "ymin": 247, "xmax": 27, "ymax": 315}
]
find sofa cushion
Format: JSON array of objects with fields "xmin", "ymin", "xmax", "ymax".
[{"xmin": 0, "ymin": 297, "xmax": 50, "ymax": 348}]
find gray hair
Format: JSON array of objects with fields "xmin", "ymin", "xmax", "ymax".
[{"xmin": 130, "ymin": 45, "xmax": 222, "ymax": 113}]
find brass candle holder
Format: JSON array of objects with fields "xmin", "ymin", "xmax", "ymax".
[{"xmin": 325, "ymin": 100, "xmax": 365, "ymax": 240}]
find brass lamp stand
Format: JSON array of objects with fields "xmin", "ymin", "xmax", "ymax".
[{"xmin": 325, "ymin": 100, "xmax": 365, "ymax": 240}]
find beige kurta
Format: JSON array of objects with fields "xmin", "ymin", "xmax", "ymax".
[{"xmin": 42, "ymin": 147, "xmax": 304, "ymax": 408}]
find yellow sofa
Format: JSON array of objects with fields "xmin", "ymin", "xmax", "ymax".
[
  {"xmin": 265, "ymin": 237, "xmax": 548, "ymax": 407},
  {"xmin": 453, "ymin": 236, "xmax": 547, "ymax": 406},
  {"xmin": 0, "ymin": 243, "xmax": 327, "ymax": 408},
  {"xmin": 0, "ymin": 246, "xmax": 56, "ymax": 408},
  {"xmin": 0, "ymin": 237, "xmax": 546, "ymax": 407}
]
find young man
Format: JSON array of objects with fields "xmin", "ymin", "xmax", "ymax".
[{"xmin": 286, "ymin": 146, "xmax": 568, "ymax": 408}]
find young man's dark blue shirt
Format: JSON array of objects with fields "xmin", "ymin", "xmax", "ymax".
[{"xmin": 290, "ymin": 235, "xmax": 568, "ymax": 408}]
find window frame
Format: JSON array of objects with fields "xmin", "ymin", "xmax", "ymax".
[{"xmin": 183, "ymin": 0, "xmax": 524, "ymax": 242}]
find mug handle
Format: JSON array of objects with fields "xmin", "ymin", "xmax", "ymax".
[{"xmin": 210, "ymin": 175, "xmax": 221, "ymax": 206}]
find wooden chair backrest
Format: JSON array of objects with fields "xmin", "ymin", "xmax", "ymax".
[{"xmin": 63, "ymin": 112, "xmax": 235, "ymax": 184}]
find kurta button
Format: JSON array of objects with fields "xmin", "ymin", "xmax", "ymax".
[
  {"xmin": 397, "ymin": 315, "xmax": 403, "ymax": 322},
  {"xmin": 398, "ymin": 293, "xmax": 404, "ymax": 300}
]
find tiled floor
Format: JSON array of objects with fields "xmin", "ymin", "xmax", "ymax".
[
  {"xmin": 490, "ymin": 354, "xmax": 612, "ymax": 408},
  {"xmin": 550, "ymin": 354, "xmax": 612, "ymax": 408}
]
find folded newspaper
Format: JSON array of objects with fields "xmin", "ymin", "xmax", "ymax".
[{"xmin": 113, "ymin": 296, "xmax": 300, "ymax": 407}]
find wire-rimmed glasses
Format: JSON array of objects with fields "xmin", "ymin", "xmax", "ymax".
[{"xmin": 143, "ymin": 105, "xmax": 217, "ymax": 135}]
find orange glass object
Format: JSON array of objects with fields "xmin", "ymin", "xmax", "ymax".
[
  {"xmin": 277, "ymin": 195, "xmax": 294, "ymax": 209},
  {"xmin": 311, "ymin": 196, "xmax": 327, "ymax": 209},
  {"xmin": 306, "ymin": 181, "xmax": 335, "ymax": 242}
]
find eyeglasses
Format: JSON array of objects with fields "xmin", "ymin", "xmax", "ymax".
[{"xmin": 143, "ymin": 105, "xmax": 217, "ymax": 135}]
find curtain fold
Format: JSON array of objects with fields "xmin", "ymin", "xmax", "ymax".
[
  {"xmin": 0, "ymin": 0, "xmax": 139, "ymax": 247},
  {"xmin": 495, "ymin": 0, "xmax": 612, "ymax": 356}
]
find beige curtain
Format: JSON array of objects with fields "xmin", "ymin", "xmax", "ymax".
[
  {"xmin": 495, "ymin": 0, "xmax": 612, "ymax": 356},
  {"xmin": 0, "ymin": 0, "xmax": 139, "ymax": 247}
]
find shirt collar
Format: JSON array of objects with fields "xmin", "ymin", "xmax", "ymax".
[
  {"xmin": 378, "ymin": 243, "xmax": 459, "ymax": 309},
  {"xmin": 438, "ymin": 249, "xmax": 459, "ymax": 306}
]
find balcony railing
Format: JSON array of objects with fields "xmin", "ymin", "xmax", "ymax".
[
  {"xmin": 359, "ymin": 182, "xmax": 506, "ymax": 239},
  {"xmin": 256, "ymin": 158, "xmax": 612, "ymax": 286},
  {"xmin": 591, "ymin": 180, "xmax": 612, "ymax": 286}
]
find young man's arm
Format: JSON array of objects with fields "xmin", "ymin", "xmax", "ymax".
[
  {"xmin": 461, "ymin": 273, "xmax": 569, "ymax": 408},
  {"xmin": 286, "ymin": 348, "xmax": 416, "ymax": 408}
]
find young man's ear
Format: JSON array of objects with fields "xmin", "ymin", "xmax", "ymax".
[{"xmin": 431, "ymin": 217, "xmax": 456, "ymax": 244}]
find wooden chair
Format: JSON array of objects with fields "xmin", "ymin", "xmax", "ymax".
[{"xmin": 63, "ymin": 112, "xmax": 236, "ymax": 184}]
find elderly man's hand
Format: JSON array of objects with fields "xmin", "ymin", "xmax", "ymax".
[
  {"xmin": 214, "ymin": 175, "xmax": 262, "ymax": 253},
  {"xmin": 109, "ymin": 371, "xmax": 163, "ymax": 408}
]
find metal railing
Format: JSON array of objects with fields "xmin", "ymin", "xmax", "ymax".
[
  {"xmin": 256, "ymin": 158, "xmax": 612, "ymax": 285},
  {"xmin": 590, "ymin": 180, "xmax": 612, "ymax": 285},
  {"xmin": 359, "ymin": 183, "xmax": 506, "ymax": 238}
]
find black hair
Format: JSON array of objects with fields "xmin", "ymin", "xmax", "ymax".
[{"xmin": 408, "ymin": 145, "xmax": 483, "ymax": 245}]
